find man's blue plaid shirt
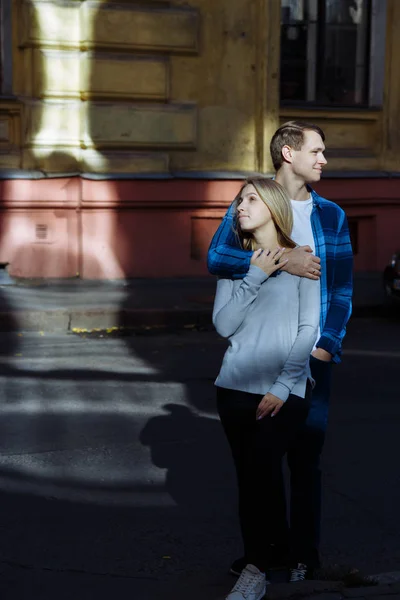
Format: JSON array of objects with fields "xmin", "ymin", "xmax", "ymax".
[{"xmin": 207, "ymin": 187, "xmax": 353, "ymax": 363}]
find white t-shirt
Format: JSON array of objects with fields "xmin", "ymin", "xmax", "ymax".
[
  {"xmin": 290, "ymin": 197, "xmax": 321, "ymax": 350},
  {"xmin": 291, "ymin": 197, "xmax": 315, "ymax": 252}
]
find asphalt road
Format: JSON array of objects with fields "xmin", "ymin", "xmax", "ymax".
[{"xmin": 0, "ymin": 316, "xmax": 399, "ymax": 598}]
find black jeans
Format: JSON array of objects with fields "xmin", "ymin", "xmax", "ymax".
[
  {"xmin": 287, "ymin": 356, "xmax": 332, "ymax": 568},
  {"xmin": 217, "ymin": 385, "xmax": 311, "ymax": 572}
]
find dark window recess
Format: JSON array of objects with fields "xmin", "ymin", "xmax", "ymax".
[
  {"xmin": 348, "ymin": 218, "xmax": 359, "ymax": 255},
  {"xmin": 281, "ymin": 0, "xmax": 371, "ymax": 107},
  {"xmin": 35, "ymin": 224, "xmax": 48, "ymax": 241}
]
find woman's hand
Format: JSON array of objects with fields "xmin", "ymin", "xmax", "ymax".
[
  {"xmin": 250, "ymin": 247, "xmax": 288, "ymax": 277},
  {"xmin": 256, "ymin": 392, "xmax": 284, "ymax": 419}
]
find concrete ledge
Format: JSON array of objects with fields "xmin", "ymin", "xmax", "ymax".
[
  {"xmin": 0, "ymin": 304, "xmax": 397, "ymax": 333},
  {"xmin": 342, "ymin": 584, "xmax": 400, "ymax": 597},
  {"xmin": 267, "ymin": 580, "xmax": 400, "ymax": 600},
  {"xmin": 0, "ymin": 310, "xmax": 70, "ymax": 332},
  {"xmin": 0, "ymin": 308, "xmax": 213, "ymax": 332},
  {"xmin": 70, "ymin": 307, "xmax": 212, "ymax": 331},
  {"xmin": 0, "ymin": 271, "xmax": 395, "ymax": 332},
  {"xmin": 268, "ymin": 580, "xmax": 344, "ymax": 600}
]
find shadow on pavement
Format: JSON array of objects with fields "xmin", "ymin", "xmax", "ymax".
[
  {"xmin": 139, "ymin": 402, "xmax": 233, "ymax": 510},
  {"xmin": 0, "ymin": 331, "xmax": 240, "ymax": 599}
]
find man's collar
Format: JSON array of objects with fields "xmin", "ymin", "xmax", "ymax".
[
  {"xmin": 272, "ymin": 177, "xmax": 323, "ymax": 208},
  {"xmin": 308, "ymin": 186, "xmax": 322, "ymax": 209}
]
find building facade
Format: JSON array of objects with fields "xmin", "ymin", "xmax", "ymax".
[{"xmin": 0, "ymin": 0, "xmax": 399, "ymax": 278}]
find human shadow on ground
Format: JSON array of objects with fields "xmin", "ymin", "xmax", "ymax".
[
  {"xmin": 139, "ymin": 402, "xmax": 234, "ymax": 511},
  {"xmin": 0, "ymin": 331, "xmax": 241, "ymax": 600}
]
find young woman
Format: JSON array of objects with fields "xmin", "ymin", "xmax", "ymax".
[{"xmin": 213, "ymin": 177, "xmax": 320, "ymax": 600}]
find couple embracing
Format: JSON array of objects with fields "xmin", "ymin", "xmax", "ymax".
[{"xmin": 209, "ymin": 121, "xmax": 353, "ymax": 600}]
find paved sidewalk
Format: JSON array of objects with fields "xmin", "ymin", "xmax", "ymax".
[
  {"xmin": 0, "ymin": 325, "xmax": 398, "ymax": 598},
  {"xmin": 149, "ymin": 572, "xmax": 400, "ymax": 600},
  {"xmin": 160, "ymin": 575, "xmax": 400, "ymax": 600},
  {"xmin": 2, "ymin": 564, "xmax": 400, "ymax": 600},
  {"xmin": 0, "ymin": 272, "xmax": 392, "ymax": 332},
  {"xmin": 156, "ymin": 576, "xmax": 400, "ymax": 600}
]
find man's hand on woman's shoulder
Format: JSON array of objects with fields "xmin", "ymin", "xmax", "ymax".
[{"xmin": 282, "ymin": 245, "xmax": 321, "ymax": 279}]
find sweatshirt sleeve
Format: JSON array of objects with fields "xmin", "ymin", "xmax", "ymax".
[
  {"xmin": 212, "ymin": 265, "xmax": 269, "ymax": 338},
  {"xmin": 268, "ymin": 277, "xmax": 320, "ymax": 402}
]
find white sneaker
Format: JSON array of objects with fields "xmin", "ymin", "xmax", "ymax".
[{"xmin": 226, "ymin": 563, "xmax": 267, "ymax": 600}]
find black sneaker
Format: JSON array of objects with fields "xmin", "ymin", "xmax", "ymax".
[{"xmin": 289, "ymin": 563, "xmax": 313, "ymax": 582}]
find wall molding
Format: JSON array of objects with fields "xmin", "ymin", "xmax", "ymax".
[{"xmin": 21, "ymin": 1, "xmax": 200, "ymax": 54}]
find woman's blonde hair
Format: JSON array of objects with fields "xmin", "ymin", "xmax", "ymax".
[{"xmin": 233, "ymin": 177, "xmax": 296, "ymax": 251}]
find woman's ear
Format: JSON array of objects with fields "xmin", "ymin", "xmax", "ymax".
[{"xmin": 281, "ymin": 145, "xmax": 293, "ymax": 164}]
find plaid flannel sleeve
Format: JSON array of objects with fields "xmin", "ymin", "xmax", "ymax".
[
  {"xmin": 317, "ymin": 212, "xmax": 353, "ymax": 359},
  {"xmin": 207, "ymin": 202, "xmax": 252, "ymax": 279}
]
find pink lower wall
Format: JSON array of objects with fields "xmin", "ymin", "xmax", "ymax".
[{"xmin": 0, "ymin": 177, "xmax": 398, "ymax": 279}]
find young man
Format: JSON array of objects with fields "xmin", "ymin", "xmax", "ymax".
[{"xmin": 208, "ymin": 121, "xmax": 353, "ymax": 582}]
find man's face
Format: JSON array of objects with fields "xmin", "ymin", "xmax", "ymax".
[{"xmin": 290, "ymin": 130, "xmax": 327, "ymax": 183}]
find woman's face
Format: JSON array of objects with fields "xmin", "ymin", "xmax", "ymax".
[{"xmin": 237, "ymin": 184, "xmax": 272, "ymax": 233}]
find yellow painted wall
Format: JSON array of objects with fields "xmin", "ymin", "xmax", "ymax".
[{"xmin": 1, "ymin": 0, "xmax": 400, "ymax": 175}]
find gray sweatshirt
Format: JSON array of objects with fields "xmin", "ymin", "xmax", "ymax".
[{"xmin": 213, "ymin": 265, "xmax": 320, "ymax": 401}]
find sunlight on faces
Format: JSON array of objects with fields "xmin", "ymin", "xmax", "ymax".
[
  {"xmin": 288, "ymin": 130, "xmax": 327, "ymax": 184},
  {"xmin": 236, "ymin": 184, "xmax": 273, "ymax": 234}
]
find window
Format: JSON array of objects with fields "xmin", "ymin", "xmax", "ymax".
[
  {"xmin": 348, "ymin": 218, "xmax": 359, "ymax": 255},
  {"xmin": 280, "ymin": 0, "xmax": 386, "ymax": 107},
  {"xmin": 0, "ymin": 0, "xmax": 12, "ymax": 95}
]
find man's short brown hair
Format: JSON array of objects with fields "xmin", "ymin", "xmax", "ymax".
[{"xmin": 270, "ymin": 121, "xmax": 326, "ymax": 171}]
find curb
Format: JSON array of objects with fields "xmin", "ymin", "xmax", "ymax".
[
  {"xmin": 371, "ymin": 573, "xmax": 400, "ymax": 585},
  {"xmin": 0, "ymin": 307, "xmax": 213, "ymax": 333},
  {"xmin": 266, "ymin": 580, "xmax": 400, "ymax": 600},
  {"xmin": 0, "ymin": 304, "xmax": 397, "ymax": 333}
]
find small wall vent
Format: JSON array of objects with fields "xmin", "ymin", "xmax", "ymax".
[{"xmin": 35, "ymin": 224, "xmax": 48, "ymax": 241}]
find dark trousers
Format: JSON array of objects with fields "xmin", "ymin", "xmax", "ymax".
[
  {"xmin": 287, "ymin": 356, "xmax": 332, "ymax": 568},
  {"xmin": 217, "ymin": 385, "xmax": 310, "ymax": 572}
]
